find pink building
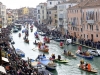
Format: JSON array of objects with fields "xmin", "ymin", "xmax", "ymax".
[{"xmin": 67, "ymin": 0, "xmax": 100, "ymax": 42}]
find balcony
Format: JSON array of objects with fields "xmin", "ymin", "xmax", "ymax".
[{"xmin": 87, "ymin": 20, "xmax": 94, "ymax": 24}]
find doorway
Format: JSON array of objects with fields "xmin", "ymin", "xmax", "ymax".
[
  {"xmin": 74, "ymin": 32, "xmax": 76, "ymax": 37},
  {"xmin": 91, "ymin": 34, "xmax": 93, "ymax": 41}
]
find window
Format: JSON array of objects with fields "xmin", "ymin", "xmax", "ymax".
[
  {"xmin": 87, "ymin": 35, "xmax": 88, "ymax": 38},
  {"xmin": 55, "ymin": 20, "xmax": 57, "ymax": 23},
  {"xmin": 96, "ymin": 34, "xmax": 98, "ymax": 37},
  {"xmin": 83, "ymin": 12, "xmax": 84, "ymax": 20},
  {"xmin": 87, "ymin": 25, "xmax": 88, "ymax": 29},
  {"xmin": 50, "ymin": 2, "xmax": 52, "ymax": 5},
  {"xmin": 38, "ymin": 10, "xmax": 40, "ymax": 14},
  {"xmin": 84, "ymin": 34, "xmax": 85, "ymax": 38},
  {"xmin": 92, "ymin": 25, "xmax": 93, "ymax": 30},
  {"xmin": 55, "ymin": 14, "xmax": 57, "ymax": 18},
  {"xmin": 49, "ymin": 17, "xmax": 51, "ymax": 19},
  {"xmin": 49, "ymin": 11, "xmax": 51, "ymax": 14}
]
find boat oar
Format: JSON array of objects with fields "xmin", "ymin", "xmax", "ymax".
[{"xmin": 32, "ymin": 47, "xmax": 38, "ymax": 51}]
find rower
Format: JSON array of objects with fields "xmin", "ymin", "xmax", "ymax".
[
  {"xmin": 68, "ymin": 51, "xmax": 71, "ymax": 56},
  {"xmin": 52, "ymin": 54, "xmax": 55, "ymax": 59},
  {"xmin": 35, "ymin": 40, "xmax": 37, "ymax": 44},
  {"xmin": 80, "ymin": 59, "xmax": 84, "ymax": 69},
  {"xmin": 19, "ymin": 33, "xmax": 21, "ymax": 37},
  {"xmin": 60, "ymin": 41, "xmax": 63, "ymax": 47},
  {"xmin": 58, "ymin": 55, "xmax": 61, "ymax": 60},
  {"xmin": 64, "ymin": 50, "xmax": 66, "ymax": 54},
  {"xmin": 43, "ymin": 53, "xmax": 45, "ymax": 57}
]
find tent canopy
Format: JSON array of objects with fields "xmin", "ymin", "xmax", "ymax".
[
  {"xmin": 2, "ymin": 57, "xmax": 9, "ymax": 62},
  {"xmin": 0, "ymin": 66, "xmax": 6, "ymax": 74}
]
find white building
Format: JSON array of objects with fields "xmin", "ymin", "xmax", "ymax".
[
  {"xmin": 57, "ymin": 0, "xmax": 78, "ymax": 34},
  {"xmin": 0, "ymin": 4, "xmax": 6, "ymax": 27},
  {"xmin": 36, "ymin": 3, "xmax": 47, "ymax": 24}
]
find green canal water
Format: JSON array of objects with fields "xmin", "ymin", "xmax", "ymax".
[{"xmin": 12, "ymin": 26, "xmax": 100, "ymax": 75}]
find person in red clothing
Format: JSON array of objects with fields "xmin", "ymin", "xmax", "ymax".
[{"xmin": 60, "ymin": 41, "xmax": 63, "ymax": 47}]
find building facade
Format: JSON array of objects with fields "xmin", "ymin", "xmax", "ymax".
[
  {"xmin": 1, "ymin": 5, "xmax": 6, "ymax": 27},
  {"xmin": 0, "ymin": 2, "xmax": 6, "ymax": 28},
  {"xmin": 57, "ymin": 0, "xmax": 78, "ymax": 34},
  {"xmin": 33, "ymin": 8, "xmax": 37, "ymax": 21},
  {"xmin": 36, "ymin": 3, "xmax": 47, "ymax": 24},
  {"xmin": 68, "ymin": 0, "xmax": 100, "ymax": 42},
  {"xmin": 48, "ymin": 6, "xmax": 57, "ymax": 27}
]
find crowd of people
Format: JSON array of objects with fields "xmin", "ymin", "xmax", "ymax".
[{"xmin": 0, "ymin": 25, "xmax": 46, "ymax": 75}]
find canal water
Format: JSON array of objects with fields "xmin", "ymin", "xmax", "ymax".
[{"xmin": 12, "ymin": 26, "xmax": 100, "ymax": 75}]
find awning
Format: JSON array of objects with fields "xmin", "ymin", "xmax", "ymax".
[
  {"xmin": 0, "ymin": 66, "xmax": 6, "ymax": 74},
  {"xmin": 2, "ymin": 57, "xmax": 9, "ymax": 62},
  {"xmin": 31, "ymin": 61, "xmax": 38, "ymax": 67}
]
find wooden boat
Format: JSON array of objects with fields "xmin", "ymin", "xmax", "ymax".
[
  {"xmin": 76, "ymin": 52, "xmax": 93, "ymax": 60},
  {"xmin": 33, "ymin": 42, "xmax": 38, "ymax": 45},
  {"xmin": 77, "ymin": 64, "xmax": 97, "ymax": 73},
  {"xmin": 51, "ymin": 59, "xmax": 68, "ymax": 63},
  {"xmin": 44, "ymin": 40, "xmax": 50, "ymax": 43},
  {"xmin": 38, "ymin": 48, "xmax": 49, "ymax": 53},
  {"xmin": 15, "ymin": 49, "xmax": 25, "ymax": 57},
  {"xmin": 64, "ymin": 52, "xmax": 76, "ymax": 58},
  {"xmin": 24, "ymin": 39, "xmax": 29, "ymax": 43}
]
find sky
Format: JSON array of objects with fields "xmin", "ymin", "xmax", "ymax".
[{"xmin": 0, "ymin": 0, "xmax": 47, "ymax": 9}]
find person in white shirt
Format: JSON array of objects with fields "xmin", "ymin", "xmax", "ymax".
[{"xmin": 76, "ymin": 50, "xmax": 81, "ymax": 54}]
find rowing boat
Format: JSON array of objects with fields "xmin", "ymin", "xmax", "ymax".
[
  {"xmin": 38, "ymin": 48, "xmax": 49, "ymax": 53},
  {"xmin": 64, "ymin": 52, "xmax": 76, "ymax": 58},
  {"xmin": 77, "ymin": 64, "xmax": 97, "ymax": 73},
  {"xmin": 76, "ymin": 52, "xmax": 93, "ymax": 60},
  {"xmin": 52, "ymin": 59, "xmax": 68, "ymax": 63}
]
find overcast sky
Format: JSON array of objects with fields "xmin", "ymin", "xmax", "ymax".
[{"xmin": 0, "ymin": 0, "xmax": 47, "ymax": 9}]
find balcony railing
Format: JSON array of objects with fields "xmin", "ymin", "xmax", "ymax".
[{"xmin": 87, "ymin": 20, "xmax": 94, "ymax": 24}]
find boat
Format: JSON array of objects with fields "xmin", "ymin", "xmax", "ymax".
[
  {"xmin": 13, "ymin": 28, "xmax": 18, "ymax": 32},
  {"xmin": 76, "ymin": 52, "xmax": 93, "ymax": 60},
  {"xmin": 34, "ymin": 33, "xmax": 39, "ymax": 40},
  {"xmin": 38, "ymin": 48, "xmax": 49, "ymax": 53},
  {"xmin": 33, "ymin": 42, "xmax": 38, "ymax": 45},
  {"xmin": 11, "ymin": 41, "xmax": 15, "ymax": 44},
  {"xmin": 43, "ymin": 38, "xmax": 50, "ymax": 43},
  {"xmin": 54, "ymin": 38, "xmax": 65, "ymax": 42},
  {"xmin": 15, "ymin": 48, "xmax": 25, "ymax": 57},
  {"xmin": 31, "ymin": 59, "xmax": 54, "ymax": 75},
  {"xmin": 24, "ymin": 39, "xmax": 29, "ymax": 43},
  {"xmin": 77, "ymin": 64, "xmax": 97, "ymax": 73},
  {"xmin": 38, "ymin": 58, "xmax": 56, "ymax": 71},
  {"xmin": 53, "ymin": 59, "xmax": 68, "ymax": 63},
  {"xmin": 88, "ymin": 49, "xmax": 100, "ymax": 56},
  {"xmin": 64, "ymin": 52, "xmax": 76, "ymax": 58},
  {"xmin": 39, "ymin": 32, "xmax": 46, "ymax": 36}
]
